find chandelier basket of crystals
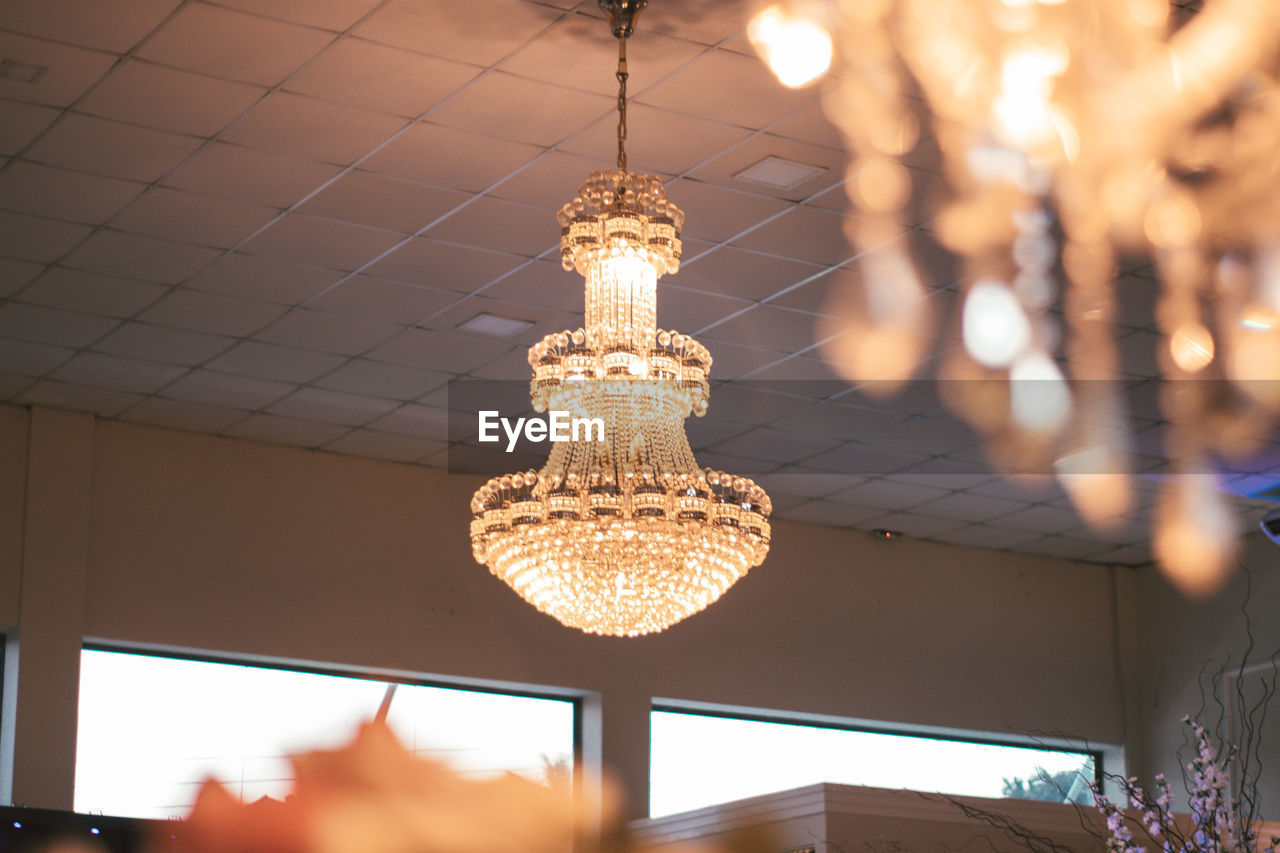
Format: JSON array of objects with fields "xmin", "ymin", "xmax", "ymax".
[{"xmin": 469, "ymin": 0, "xmax": 772, "ymax": 637}]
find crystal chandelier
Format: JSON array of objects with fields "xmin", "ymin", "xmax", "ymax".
[
  {"xmin": 469, "ymin": 1, "xmax": 773, "ymax": 637},
  {"xmin": 749, "ymin": 0, "xmax": 1280, "ymax": 596}
]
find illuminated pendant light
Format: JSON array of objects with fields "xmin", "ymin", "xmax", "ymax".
[
  {"xmin": 748, "ymin": 0, "xmax": 1280, "ymax": 596},
  {"xmin": 469, "ymin": 0, "xmax": 773, "ymax": 637}
]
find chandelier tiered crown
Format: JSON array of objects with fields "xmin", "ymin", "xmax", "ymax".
[{"xmin": 469, "ymin": 2, "xmax": 772, "ymax": 636}]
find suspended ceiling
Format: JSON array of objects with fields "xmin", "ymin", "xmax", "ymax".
[{"xmin": 0, "ymin": 0, "xmax": 1276, "ymax": 566}]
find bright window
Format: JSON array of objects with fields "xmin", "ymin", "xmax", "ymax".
[
  {"xmin": 649, "ymin": 709, "xmax": 1096, "ymax": 817},
  {"xmin": 75, "ymin": 649, "xmax": 576, "ymax": 819}
]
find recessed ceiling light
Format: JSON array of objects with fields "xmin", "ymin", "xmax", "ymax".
[
  {"xmin": 457, "ymin": 312, "xmax": 534, "ymax": 337},
  {"xmin": 0, "ymin": 58, "xmax": 47, "ymax": 84},
  {"xmin": 733, "ymin": 156, "xmax": 826, "ymax": 189}
]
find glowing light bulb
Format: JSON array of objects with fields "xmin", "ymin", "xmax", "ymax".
[
  {"xmin": 748, "ymin": 5, "xmax": 833, "ymax": 88},
  {"xmin": 1055, "ymin": 445, "xmax": 1133, "ymax": 527},
  {"xmin": 1153, "ymin": 477, "xmax": 1236, "ymax": 598},
  {"xmin": 962, "ymin": 280, "xmax": 1030, "ymax": 367},
  {"xmin": 1009, "ymin": 351, "xmax": 1071, "ymax": 432},
  {"xmin": 1169, "ymin": 322, "xmax": 1215, "ymax": 372}
]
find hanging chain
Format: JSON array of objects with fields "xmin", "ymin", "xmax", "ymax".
[{"xmin": 616, "ymin": 34, "xmax": 628, "ymax": 173}]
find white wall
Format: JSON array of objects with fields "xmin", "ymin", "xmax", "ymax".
[
  {"xmin": 1131, "ymin": 531, "xmax": 1280, "ymax": 820},
  {"xmin": 1, "ymin": 405, "xmax": 1134, "ymax": 818}
]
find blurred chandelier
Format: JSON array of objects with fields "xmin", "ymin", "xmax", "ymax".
[
  {"xmin": 469, "ymin": 0, "xmax": 772, "ymax": 636},
  {"xmin": 750, "ymin": 0, "xmax": 1280, "ymax": 595}
]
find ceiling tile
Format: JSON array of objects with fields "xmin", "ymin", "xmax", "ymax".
[
  {"xmin": 419, "ymin": 295, "xmax": 575, "ymax": 345},
  {"xmin": 209, "ymin": 0, "xmax": 383, "ymax": 31},
  {"xmin": 828, "ymin": 478, "xmax": 953, "ymax": 511},
  {"xmin": 639, "ymin": 49, "xmax": 813, "ymax": 130},
  {"xmin": 690, "ymin": 134, "xmax": 846, "ymax": 203},
  {"xmin": 803, "ymin": 442, "xmax": 932, "ymax": 477},
  {"xmin": 267, "ymin": 386, "xmax": 398, "ymax": 426},
  {"xmin": 479, "ymin": 258, "xmax": 582, "ymax": 312},
  {"xmin": 0, "ymin": 161, "xmax": 146, "ymax": 224},
  {"xmin": 777, "ymin": 500, "xmax": 887, "ymax": 529},
  {"xmin": 139, "ymin": 288, "xmax": 288, "ymax": 337},
  {"xmin": 712, "ymin": 426, "xmax": 840, "ymax": 465},
  {"xmin": 1090, "ymin": 543, "xmax": 1154, "ymax": 566},
  {"xmin": 25, "ymin": 114, "xmax": 203, "ymax": 182},
  {"xmin": 768, "ymin": 265, "xmax": 854, "ymax": 315},
  {"xmin": 0, "ymin": 32, "xmax": 117, "ymax": 107},
  {"xmin": 701, "ymin": 304, "xmax": 818, "ymax": 354},
  {"xmin": 1116, "ymin": 328, "xmax": 1161, "ymax": 379},
  {"xmin": 62, "ymin": 230, "xmax": 220, "ymax": 284},
  {"xmin": 239, "ymin": 213, "xmax": 403, "ymax": 271},
  {"xmin": 0, "ymin": 302, "xmax": 117, "ymax": 347},
  {"xmin": 429, "ymin": 72, "xmax": 612, "ymax": 147},
  {"xmin": 111, "ymin": 187, "xmax": 278, "ymax": 248},
  {"xmin": 769, "ymin": 401, "xmax": 908, "ymax": 441},
  {"xmin": 14, "ymin": 378, "xmax": 143, "ymax": 416},
  {"xmin": 931, "ymin": 524, "xmax": 1048, "ymax": 550},
  {"xmin": 701, "ymin": 341, "xmax": 782, "ymax": 379},
  {"xmin": 161, "ymin": 369, "xmax": 295, "ymax": 410},
  {"xmin": 500, "ymin": 14, "xmax": 702, "ymax": 96},
  {"xmin": 425, "ymin": 197, "xmax": 559, "ymax": 257},
  {"xmin": 0, "ymin": 258, "xmax": 48, "ymax": 298},
  {"xmin": 907, "ymin": 491, "xmax": 1023, "ymax": 524},
  {"xmin": 360, "ymin": 123, "xmax": 541, "ymax": 192},
  {"xmin": 51, "ymin": 350, "xmax": 187, "ymax": 393},
  {"xmin": 253, "ymin": 308, "xmax": 400, "ymax": 355},
  {"xmin": 354, "ymin": 0, "xmax": 562, "ymax": 66},
  {"xmin": 368, "ymin": 403, "xmax": 449, "ymax": 440},
  {"xmin": 965, "ymin": 474, "xmax": 1063, "ymax": 502},
  {"xmin": 364, "ymin": 237, "xmax": 524, "ymax": 292},
  {"xmin": 886, "ymin": 457, "xmax": 997, "ymax": 490},
  {"xmin": 685, "ymin": 416, "xmax": 752, "ymax": 451},
  {"xmin": 206, "ymin": 340, "xmax": 346, "ymax": 383},
  {"xmin": 674, "ymin": 247, "xmax": 823, "ymax": 302},
  {"xmin": 121, "ymin": 396, "xmax": 248, "ymax": 433},
  {"xmin": 704, "ymin": 383, "xmax": 801, "ymax": 424},
  {"xmin": 1021, "ymin": 535, "xmax": 1117, "ymax": 561},
  {"xmin": 770, "ymin": 101, "xmax": 843, "ymax": 150},
  {"xmin": 0, "ymin": 211, "xmax": 92, "ymax": 263},
  {"xmin": 755, "ymin": 466, "xmax": 857, "ymax": 498},
  {"xmin": 658, "ymin": 286, "xmax": 751, "ymax": 334},
  {"xmin": 487, "ymin": 150, "xmax": 611, "ymax": 209},
  {"xmin": 187, "ymin": 252, "xmax": 343, "ymax": 304},
  {"xmin": 861, "ymin": 511, "xmax": 967, "ymax": 539},
  {"xmin": 163, "ymin": 142, "xmax": 343, "ymax": 208},
  {"xmin": 731, "ymin": 206, "xmax": 855, "ymax": 267},
  {"xmin": 0, "ymin": 338, "xmax": 75, "ymax": 376},
  {"xmin": 79, "ymin": 59, "xmax": 266, "ymax": 137},
  {"xmin": 323, "ymin": 428, "xmax": 444, "ymax": 463},
  {"xmin": 668, "ymin": 179, "xmax": 791, "ymax": 244},
  {"xmin": 560, "ymin": 104, "xmax": 751, "ymax": 176},
  {"xmin": 988, "ymin": 503, "xmax": 1083, "ymax": 534},
  {"xmin": 313, "ymin": 358, "xmax": 449, "ymax": 400},
  {"xmin": 465, "ymin": 346, "xmax": 534, "ymax": 380},
  {"xmin": 285, "ymin": 37, "xmax": 479, "ymax": 117},
  {"xmin": 220, "ymin": 92, "xmax": 407, "ymax": 165},
  {"xmin": 856, "ymin": 415, "xmax": 980, "ymax": 456},
  {"xmin": 306, "ymin": 276, "xmax": 456, "ymax": 325},
  {"xmin": 136, "ymin": 4, "xmax": 333, "ymax": 86},
  {"xmin": 92, "ymin": 322, "xmax": 236, "ymax": 366},
  {"xmin": 296, "ymin": 171, "xmax": 469, "ymax": 234},
  {"xmin": 1112, "ymin": 273, "xmax": 1160, "ymax": 330},
  {"xmin": 738, "ymin": 356, "xmax": 850, "ymax": 398},
  {"xmin": 0, "ymin": 101, "xmax": 60, "ymax": 156},
  {"xmin": 223, "ymin": 412, "xmax": 352, "ymax": 448},
  {"xmin": 367, "ymin": 329, "xmax": 513, "ymax": 374},
  {"xmin": 0, "ymin": 0, "xmax": 179, "ymax": 52}
]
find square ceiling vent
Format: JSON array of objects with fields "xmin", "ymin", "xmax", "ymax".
[
  {"xmin": 733, "ymin": 156, "xmax": 826, "ymax": 189},
  {"xmin": 457, "ymin": 312, "xmax": 534, "ymax": 338}
]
